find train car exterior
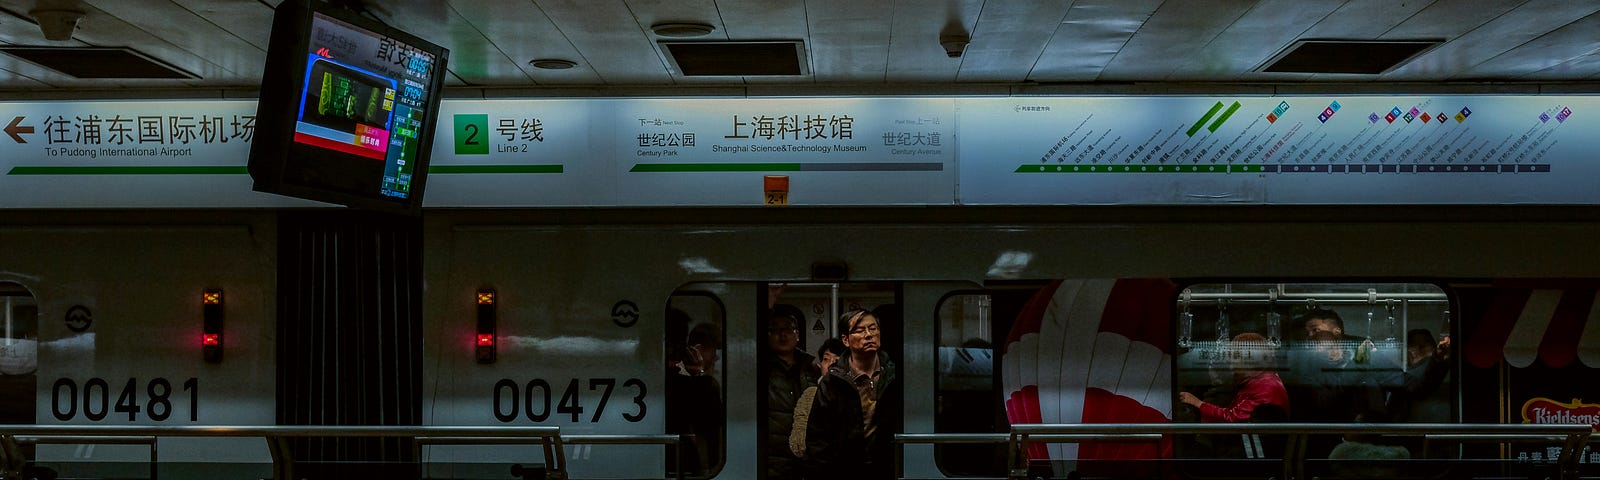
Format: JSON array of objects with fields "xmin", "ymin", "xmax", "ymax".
[
  {"xmin": 2, "ymin": 206, "xmax": 1598, "ymax": 478},
  {"xmin": 1, "ymin": 91, "xmax": 1598, "ymax": 479}
]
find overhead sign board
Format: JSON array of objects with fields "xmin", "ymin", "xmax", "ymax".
[{"xmin": 0, "ymin": 95, "xmax": 1593, "ymax": 207}]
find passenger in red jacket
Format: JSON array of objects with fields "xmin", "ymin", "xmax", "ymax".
[{"xmin": 1178, "ymin": 333, "xmax": 1290, "ymax": 423}]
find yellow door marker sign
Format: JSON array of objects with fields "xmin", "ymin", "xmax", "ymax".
[{"xmin": 764, "ymin": 175, "xmax": 789, "ymax": 205}]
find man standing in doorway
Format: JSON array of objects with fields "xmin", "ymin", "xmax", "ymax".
[{"xmin": 765, "ymin": 307, "xmax": 818, "ymax": 479}]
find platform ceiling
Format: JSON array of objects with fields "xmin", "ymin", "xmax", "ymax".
[{"xmin": 1, "ymin": 0, "xmax": 1598, "ymax": 96}]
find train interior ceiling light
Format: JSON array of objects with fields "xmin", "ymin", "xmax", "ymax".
[
  {"xmin": 660, "ymin": 41, "xmax": 807, "ymax": 76},
  {"xmin": 1258, "ymin": 39, "xmax": 1442, "ymax": 75}
]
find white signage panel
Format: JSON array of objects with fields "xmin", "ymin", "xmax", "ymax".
[
  {"xmin": 612, "ymin": 98, "xmax": 956, "ymax": 205},
  {"xmin": 424, "ymin": 99, "xmax": 604, "ymax": 207},
  {"xmin": 0, "ymin": 100, "xmax": 315, "ymax": 207},
  {"xmin": 959, "ymin": 96, "xmax": 1597, "ymax": 204}
]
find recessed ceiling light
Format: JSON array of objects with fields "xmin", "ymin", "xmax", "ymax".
[
  {"xmin": 529, "ymin": 58, "xmax": 577, "ymax": 70},
  {"xmin": 651, "ymin": 22, "xmax": 715, "ymax": 38}
]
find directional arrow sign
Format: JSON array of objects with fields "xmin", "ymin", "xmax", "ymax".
[{"xmin": 5, "ymin": 116, "xmax": 33, "ymax": 143}]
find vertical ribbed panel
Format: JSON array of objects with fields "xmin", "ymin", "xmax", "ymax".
[{"xmin": 276, "ymin": 211, "xmax": 422, "ymax": 478}]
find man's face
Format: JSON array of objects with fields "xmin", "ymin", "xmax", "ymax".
[
  {"xmin": 843, "ymin": 314, "xmax": 881, "ymax": 356},
  {"xmin": 1305, "ymin": 317, "xmax": 1340, "ymax": 337},
  {"xmin": 767, "ymin": 317, "xmax": 799, "ymax": 353}
]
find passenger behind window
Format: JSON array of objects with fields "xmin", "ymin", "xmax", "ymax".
[
  {"xmin": 1294, "ymin": 330, "xmax": 1387, "ymax": 458},
  {"xmin": 666, "ymin": 308, "xmax": 724, "ymax": 477},
  {"xmin": 1382, "ymin": 329, "xmax": 1454, "ymax": 423},
  {"xmin": 764, "ymin": 307, "xmax": 819, "ymax": 480},
  {"xmin": 1178, "ymin": 333, "xmax": 1291, "ymax": 424}
]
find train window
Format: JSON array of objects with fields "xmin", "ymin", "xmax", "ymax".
[
  {"xmin": 933, "ymin": 286, "xmax": 1042, "ymax": 477},
  {"xmin": 666, "ymin": 292, "xmax": 726, "ymax": 479},
  {"xmin": 1, "ymin": 281, "xmax": 39, "ymax": 425},
  {"xmin": 1174, "ymin": 282, "xmax": 1456, "ymax": 462}
]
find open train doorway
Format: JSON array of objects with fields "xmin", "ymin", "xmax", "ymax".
[{"xmin": 757, "ymin": 281, "xmax": 901, "ymax": 480}]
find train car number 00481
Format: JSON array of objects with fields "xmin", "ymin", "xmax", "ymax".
[{"xmin": 51, "ymin": 377, "xmax": 199, "ymax": 422}]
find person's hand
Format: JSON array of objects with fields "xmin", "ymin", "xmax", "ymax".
[
  {"xmin": 1435, "ymin": 335, "xmax": 1452, "ymax": 361},
  {"xmin": 1178, "ymin": 391, "xmax": 1203, "ymax": 408}
]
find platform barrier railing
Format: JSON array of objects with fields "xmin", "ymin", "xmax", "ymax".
[
  {"xmin": 0, "ymin": 425, "xmax": 567, "ymax": 480},
  {"xmin": 560, "ymin": 434, "xmax": 683, "ymax": 480},
  {"xmin": 1000, "ymin": 423, "xmax": 1593, "ymax": 480}
]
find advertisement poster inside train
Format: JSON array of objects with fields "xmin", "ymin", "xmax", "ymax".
[
  {"xmin": 610, "ymin": 97, "xmax": 956, "ymax": 206},
  {"xmin": 958, "ymin": 96, "xmax": 1598, "ymax": 205},
  {"xmin": 1507, "ymin": 364, "xmax": 1600, "ymax": 469}
]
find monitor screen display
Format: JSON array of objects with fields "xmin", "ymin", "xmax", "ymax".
[{"xmin": 249, "ymin": 0, "xmax": 448, "ymax": 214}]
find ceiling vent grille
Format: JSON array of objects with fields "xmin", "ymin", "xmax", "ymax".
[
  {"xmin": 661, "ymin": 41, "xmax": 807, "ymax": 76},
  {"xmin": 1258, "ymin": 40, "xmax": 1441, "ymax": 75},
  {"xmin": 0, "ymin": 46, "xmax": 197, "ymax": 79}
]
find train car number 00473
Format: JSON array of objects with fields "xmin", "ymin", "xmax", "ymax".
[
  {"xmin": 52, "ymin": 377, "xmax": 199, "ymax": 422},
  {"xmin": 493, "ymin": 378, "xmax": 646, "ymax": 423}
]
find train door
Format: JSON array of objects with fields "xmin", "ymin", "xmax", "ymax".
[
  {"xmin": 0, "ymin": 282, "xmax": 38, "ymax": 425},
  {"xmin": 919, "ymin": 282, "xmax": 1048, "ymax": 479},
  {"xmin": 665, "ymin": 288, "xmax": 729, "ymax": 479},
  {"xmin": 0, "ymin": 281, "xmax": 39, "ymax": 476}
]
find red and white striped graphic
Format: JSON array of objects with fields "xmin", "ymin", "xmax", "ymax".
[
  {"xmin": 1466, "ymin": 288, "xmax": 1600, "ymax": 369},
  {"xmin": 1003, "ymin": 278, "xmax": 1178, "ymax": 470}
]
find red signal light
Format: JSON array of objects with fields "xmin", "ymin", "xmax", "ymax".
[
  {"xmin": 202, "ymin": 288, "xmax": 224, "ymax": 363},
  {"xmin": 477, "ymin": 333, "xmax": 494, "ymax": 347}
]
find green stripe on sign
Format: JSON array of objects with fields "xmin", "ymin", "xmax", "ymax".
[
  {"xmin": 1014, "ymin": 164, "xmax": 1242, "ymax": 173},
  {"xmin": 429, "ymin": 164, "xmax": 564, "ymax": 174},
  {"xmin": 1187, "ymin": 101, "xmax": 1226, "ymax": 137},
  {"xmin": 8, "ymin": 166, "xmax": 246, "ymax": 175},
  {"xmin": 630, "ymin": 163, "xmax": 803, "ymax": 172},
  {"xmin": 1207, "ymin": 101, "xmax": 1243, "ymax": 133}
]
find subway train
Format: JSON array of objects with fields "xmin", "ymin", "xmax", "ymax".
[{"xmin": 2, "ymin": 205, "xmax": 1597, "ymax": 479}]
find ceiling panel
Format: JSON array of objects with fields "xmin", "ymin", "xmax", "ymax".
[
  {"xmin": 956, "ymin": 1, "xmax": 1074, "ymax": 83},
  {"xmin": 1383, "ymin": 1, "xmax": 1600, "ymax": 81},
  {"xmin": 535, "ymin": 0, "xmax": 673, "ymax": 85},
  {"xmin": 0, "ymin": 62, "xmax": 60, "ymax": 88},
  {"xmin": 1521, "ymin": 52, "xmax": 1600, "ymax": 81},
  {"xmin": 1030, "ymin": 0, "xmax": 1161, "ymax": 83},
  {"xmin": 0, "ymin": 0, "xmax": 226, "ymax": 86},
  {"xmin": 1096, "ymin": 0, "xmax": 1256, "ymax": 81},
  {"xmin": 1454, "ymin": 8, "xmax": 1600, "ymax": 80},
  {"xmin": 447, "ymin": 0, "xmax": 600, "ymax": 86},
  {"xmin": 0, "ymin": 0, "xmax": 1596, "ymax": 95},
  {"xmin": 1173, "ymin": 0, "xmax": 1342, "ymax": 82},
  {"xmin": 882, "ymin": 0, "xmax": 982, "ymax": 83},
  {"xmin": 625, "ymin": 0, "xmax": 742, "ymax": 85},
  {"xmin": 81, "ymin": 0, "xmax": 265, "ymax": 84},
  {"xmin": 712, "ymin": 0, "xmax": 808, "ymax": 85},
  {"xmin": 1297, "ymin": 0, "xmax": 1433, "ymax": 39},
  {"xmin": 170, "ymin": 0, "xmax": 274, "ymax": 50},
  {"xmin": 804, "ymin": 0, "xmax": 894, "ymax": 83}
]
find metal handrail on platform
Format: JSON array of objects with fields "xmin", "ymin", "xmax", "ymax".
[
  {"xmin": 0, "ymin": 425, "xmax": 565, "ymax": 480},
  {"xmin": 561, "ymin": 435, "xmax": 683, "ymax": 480},
  {"xmin": 1003, "ymin": 423, "xmax": 1593, "ymax": 480}
]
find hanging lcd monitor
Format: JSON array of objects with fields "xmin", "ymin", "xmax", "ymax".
[{"xmin": 248, "ymin": 0, "xmax": 449, "ymax": 214}]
